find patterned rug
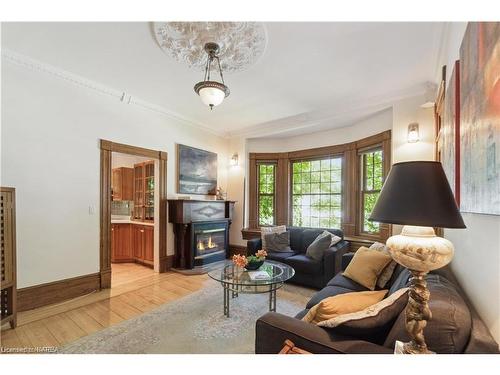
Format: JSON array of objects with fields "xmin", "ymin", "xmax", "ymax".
[{"xmin": 60, "ymin": 280, "xmax": 314, "ymax": 354}]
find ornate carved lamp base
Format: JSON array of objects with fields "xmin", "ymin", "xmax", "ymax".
[
  {"xmin": 394, "ymin": 270, "xmax": 434, "ymax": 354},
  {"xmin": 387, "ymin": 225, "xmax": 455, "ymax": 355}
]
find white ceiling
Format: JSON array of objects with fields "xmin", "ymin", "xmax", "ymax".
[{"xmin": 1, "ymin": 22, "xmax": 445, "ymax": 138}]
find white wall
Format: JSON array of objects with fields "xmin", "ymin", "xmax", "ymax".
[
  {"xmin": 438, "ymin": 22, "xmax": 500, "ymax": 343},
  {"xmin": 247, "ymin": 108, "xmax": 393, "ymax": 153},
  {"xmin": 1, "ymin": 57, "xmax": 230, "ymax": 288}
]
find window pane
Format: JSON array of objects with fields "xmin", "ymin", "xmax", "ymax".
[
  {"xmin": 363, "ymin": 192, "xmax": 380, "ymax": 233},
  {"xmin": 361, "ymin": 149, "xmax": 383, "ymax": 233},
  {"xmin": 258, "ymin": 164, "xmax": 275, "ymax": 225},
  {"xmin": 291, "ymin": 156, "xmax": 343, "ymax": 229},
  {"xmin": 259, "ymin": 195, "xmax": 274, "ymax": 226}
]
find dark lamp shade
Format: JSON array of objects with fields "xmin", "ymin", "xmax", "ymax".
[{"xmin": 369, "ymin": 161, "xmax": 466, "ymax": 228}]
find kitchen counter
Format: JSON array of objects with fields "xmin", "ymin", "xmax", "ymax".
[{"xmin": 111, "ymin": 219, "xmax": 155, "ymax": 227}]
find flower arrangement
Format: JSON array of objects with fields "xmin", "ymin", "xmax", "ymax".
[
  {"xmin": 232, "ymin": 249, "xmax": 268, "ymax": 270},
  {"xmin": 232, "ymin": 254, "xmax": 248, "ymax": 268}
]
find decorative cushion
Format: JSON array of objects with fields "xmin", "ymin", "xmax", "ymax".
[
  {"xmin": 388, "ymin": 268, "xmax": 412, "ymax": 295},
  {"xmin": 305, "ymin": 231, "xmax": 333, "ymax": 261},
  {"xmin": 264, "ymin": 231, "xmax": 292, "ymax": 252},
  {"xmin": 369, "ymin": 242, "xmax": 397, "ymax": 289},
  {"xmin": 302, "ymin": 290, "xmax": 388, "ymax": 325},
  {"xmin": 306, "ymin": 285, "xmax": 364, "ymax": 309},
  {"xmin": 317, "ymin": 288, "xmax": 409, "ymax": 337},
  {"xmin": 261, "ymin": 225, "xmax": 286, "ymax": 250},
  {"xmin": 327, "ymin": 273, "xmax": 370, "ymax": 291},
  {"xmin": 343, "ymin": 246, "xmax": 392, "ymax": 290}
]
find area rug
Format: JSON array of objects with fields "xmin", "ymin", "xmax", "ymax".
[{"xmin": 60, "ymin": 280, "xmax": 314, "ymax": 354}]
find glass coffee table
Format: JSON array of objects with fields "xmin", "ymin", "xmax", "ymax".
[{"xmin": 208, "ymin": 260, "xmax": 295, "ymax": 317}]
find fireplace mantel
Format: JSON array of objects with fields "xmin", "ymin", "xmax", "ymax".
[
  {"xmin": 168, "ymin": 199, "xmax": 235, "ymax": 224},
  {"xmin": 168, "ymin": 199, "xmax": 236, "ymax": 269}
]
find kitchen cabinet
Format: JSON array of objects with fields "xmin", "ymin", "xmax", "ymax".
[
  {"xmin": 111, "ymin": 223, "xmax": 133, "ymax": 262},
  {"xmin": 133, "ymin": 161, "xmax": 155, "ymax": 221},
  {"xmin": 131, "ymin": 224, "xmax": 154, "ymax": 266},
  {"xmin": 143, "ymin": 226, "xmax": 154, "ymax": 262},
  {"xmin": 112, "ymin": 167, "xmax": 134, "ymax": 201},
  {"xmin": 111, "ymin": 222, "xmax": 153, "ymax": 266}
]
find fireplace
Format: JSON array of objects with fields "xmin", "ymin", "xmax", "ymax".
[
  {"xmin": 168, "ymin": 199, "xmax": 235, "ymax": 270},
  {"xmin": 192, "ymin": 221, "xmax": 228, "ymax": 267}
]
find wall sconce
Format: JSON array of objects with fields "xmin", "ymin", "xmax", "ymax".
[
  {"xmin": 407, "ymin": 123, "xmax": 420, "ymax": 143},
  {"xmin": 230, "ymin": 153, "xmax": 239, "ymax": 166}
]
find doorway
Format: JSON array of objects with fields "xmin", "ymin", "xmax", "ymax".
[{"xmin": 99, "ymin": 140, "xmax": 168, "ymax": 289}]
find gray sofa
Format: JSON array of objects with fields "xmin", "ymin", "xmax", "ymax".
[
  {"xmin": 255, "ymin": 252, "xmax": 499, "ymax": 354},
  {"xmin": 247, "ymin": 227, "xmax": 350, "ymax": 289}
]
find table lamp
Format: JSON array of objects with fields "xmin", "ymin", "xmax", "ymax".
[{"xmin": 369, "ymin": 161, "xmax": 465, "ymax": 354}]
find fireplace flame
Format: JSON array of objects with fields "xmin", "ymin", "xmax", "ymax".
[
  {"xmin": 197, "ymin": 241, "xmax": 205, "ymax": 252},
  {"xmin": 197, "ymin": 235, "xmax": 217, "ymax": 253},
  {"xmin": 207, "ymin": 236, "xmax": 216, "ymax": 249}
]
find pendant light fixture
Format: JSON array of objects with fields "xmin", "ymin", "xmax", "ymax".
[{"xmin": 194, "ymin": 42, "xmax": 230, "ymax": 110}]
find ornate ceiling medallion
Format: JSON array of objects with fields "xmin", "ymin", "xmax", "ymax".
[{"xmin": 153, "ymin": 22, "xmax": 268, "ymax": 73}]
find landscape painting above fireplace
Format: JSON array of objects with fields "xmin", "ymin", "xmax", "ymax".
[{"xmin": 178, "ymin": 144, "xmax": 217, "ymax": 195}]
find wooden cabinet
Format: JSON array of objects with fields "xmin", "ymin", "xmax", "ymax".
[
  {"xmin": 143, "ymin": 226, "xmax": 154, "ymax": 262},
  {"xmin": 1, "ymin": 187, "xmax": 17, "ymax": 329},
  {"xmin": 133, "ymin": 161, "xmax": 155, "ymax": 221},
  {"xmin": 132, "ymin": 225, "xmax": 143, "ymax": 259},
  {"xmin": 112, "ymin": 167, "xmax": 134, "ymax": 201},
  {"xmin": 131, "ymin": 224, "xmax": 154, "ymax": 266},
  {"xmin": 111, "ymin": 224, "xmax": 133, "ymax": 262}
]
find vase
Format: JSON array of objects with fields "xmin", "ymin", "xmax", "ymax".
[{"xmin": 245, "ymin": 259, "xmax": 264, "ymax": 271}]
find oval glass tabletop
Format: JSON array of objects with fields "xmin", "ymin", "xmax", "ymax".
[{"xmin": 208, "ymin": 260, "xmax": 295, "ymax": 287}]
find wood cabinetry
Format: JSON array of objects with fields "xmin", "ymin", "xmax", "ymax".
[
  {"xmin": 133, "ymin": 161, "xmax": 155, "ymax": 221},
  {"xmin": 143, "ymin": 226, "xmax": 154, "ymax": 262},
  {"xmin": 111, "ymin": 224, "xmax": 133, "ymax": 262},
  {"xmin": 132, "ymin": 224, "xmax": 154, "ymax": 266},
  {"xmin": 112, "ymin": 222, "xmax": 154, "ymax": 267},
  {"xmin": 1, "ymin": 187, "xmax": 17, "ymax": 328},
  {"xmin": 112, "ymin": 167, "xmax": 134, "ymax": 201}
]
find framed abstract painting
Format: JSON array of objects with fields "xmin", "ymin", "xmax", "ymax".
[
  {"xmin": 177, "ymin": 144, "xmax": 218, "ymax": 195},
  {"xmin": 440, "ymin": 60, "xmax": 461, "ymax": 205},
  {"xmin": 459, "ymin": 22, "xmax": 500, "ymax": 215}
]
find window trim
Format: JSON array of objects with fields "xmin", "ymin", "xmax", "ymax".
[{"xmin": 246, "ymin": 130, "xmax": 391, "ymax": 242}]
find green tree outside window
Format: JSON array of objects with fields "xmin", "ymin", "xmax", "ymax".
[
  {"xmin": 258, "ymin": 164, "xmax": 275, "ymax": 226},
  {"xmin": 291, "ymin": 157, "xmax": 342, "ymax": 229},
  {"xmin": 361, "ymin": 150, "xmax": 383, "ymax": 233}
]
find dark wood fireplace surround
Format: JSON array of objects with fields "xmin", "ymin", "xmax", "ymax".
[{"xmin": 168, "ymin": 199, "xmax": 235, "ymax": 269}]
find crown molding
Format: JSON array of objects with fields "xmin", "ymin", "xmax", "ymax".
[
  {"xmin": 1, "ymin": 48, "xmax": 228, "ymax": 138},
  {"xmin": 229, "ymin": 83, "xmax": 428, "ymax": 139}
]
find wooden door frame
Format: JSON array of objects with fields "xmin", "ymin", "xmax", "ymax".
[{"xmin": 99, "ymin": 140, "xmax": 168, "ymax": 289}]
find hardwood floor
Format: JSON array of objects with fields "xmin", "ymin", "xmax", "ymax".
[{"xmin": 0, "ymin": 263, "xmax": 209, "ymax": 352}]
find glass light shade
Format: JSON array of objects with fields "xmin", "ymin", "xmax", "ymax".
[
  {"xmin": 230, "ymin": 153, "xmax": 239, "ymax": 166},
  {"xmin": 407, "ymin": 123, "xmax": 420, "ymax": 143},
  {"xmin": 387, "ymin": 225, "xmax": 454, "ymax": 272},
  {"xmin": 199, "ymin": 86, "xmax": 225, "ymax": 108}
]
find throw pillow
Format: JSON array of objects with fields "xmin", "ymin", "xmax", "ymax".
[
  {"xmin": 328, "ymin": 231, "xmax": 342, "ymax": 247},
  {"xmin": 343, "ymin": 246, "xmax": 392, "ymax": 290},
  {"xmin": 370, "ymin": 242, "xmax": 397, "ymax": 289},
  {"xmin": 302, "ymin": 290, "xmax": 388, "ymax": 325},
  {"xmin": 317, "ymin": 287, "xmax": 409, "ymax": 336},
  {"xmin": 305, "ymin": 231, "xmax": 333, "ymax": 261},
  {"xmin": 261, "ymin": 225, "xmax": 286, "ymax": 250},
  {"xmin": 264, "ymin": 231, "xmax": 292, "ymax": 252}
]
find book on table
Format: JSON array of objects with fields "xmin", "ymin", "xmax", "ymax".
[{"xmin": 247, "ymin": 270, "xmax": 271, "ymax": 280}]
